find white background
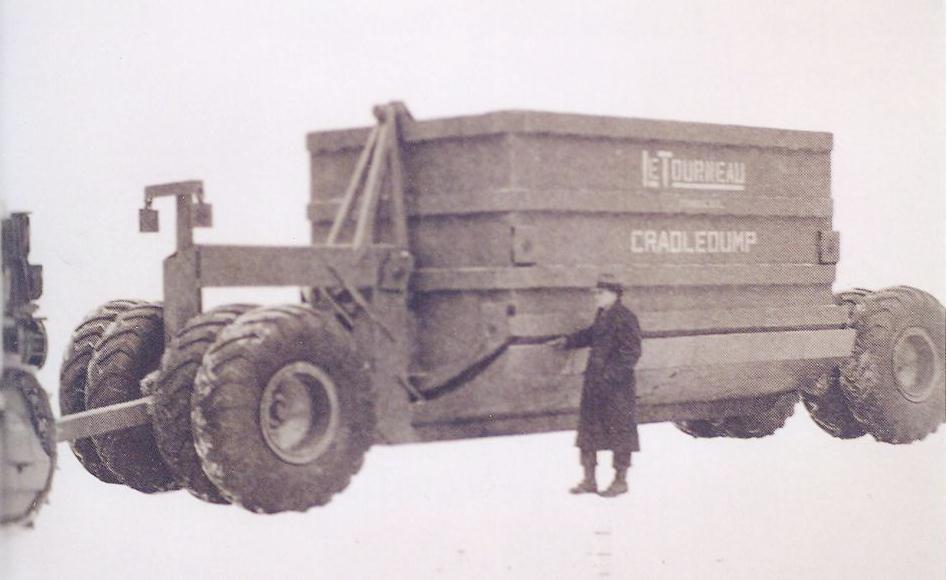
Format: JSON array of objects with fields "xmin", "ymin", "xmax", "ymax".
[{"xmin": 1, "ymin": 2, "xmax": 944, "ymax": 579}]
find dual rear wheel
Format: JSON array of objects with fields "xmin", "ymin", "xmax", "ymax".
[
  {"xmin": 837, "ymin": 286, "xmax": 945, "ymax": 443},
  {"xmin": 191, "ymin": 305, "xmax": 374, "ymax": 513},
  {"xmin": 802, "ymin": 287, "xmax": 944, "ymax": 443},
  {"xmin": 677, "ymin": 286, "xmax": 945, "ymax": 444},
  {"xmin": 61, "ymin": 301, "xmax": 374, "ymax": 513}
]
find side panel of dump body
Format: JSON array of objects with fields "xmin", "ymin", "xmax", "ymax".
[{"xmin": 307, "ymin": 111, "xmax": 853, "ymax": 444}]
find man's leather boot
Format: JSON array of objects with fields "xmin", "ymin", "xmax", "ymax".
[
  {"xmin": 599, "ymin": 468, "xmax": 628, "ymax": 497},
  {"xmin": 569, "ymin": 465, "xmax": 597, "ymax": 494}
]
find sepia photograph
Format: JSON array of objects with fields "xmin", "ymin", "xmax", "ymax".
[{"xmin": 1, "ymin": 2, "xmax": 944, "ymax": 579}]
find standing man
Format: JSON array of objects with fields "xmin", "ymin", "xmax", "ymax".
[{"xmin": 549, "ymin": 273, "xmax": 643, "ymax": 497}]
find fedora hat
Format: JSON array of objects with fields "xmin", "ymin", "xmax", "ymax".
[{"xmin": 595, "ymin": 273, "xmax": 623, "ymax": 294}]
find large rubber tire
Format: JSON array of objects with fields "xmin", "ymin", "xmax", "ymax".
[
  {"xmin": 1, "ymin": 368, "xmax": 56, "ymax": 526},
  {"xmin": 835, "ymin": 288, "xmax": 873, "ymax": 305},
  {"xmin": 59, "ymin": 299, "xmax": 144, "ymax": 484},
  {"xmin": 801, "ymin": 369, "xmax": 867, "ymax": 439},
  {"xmin": 192, "ymin": 305, "xmax": 374, "ymax": 514},
  {"xmin": 799, "ymin": 290, "xmax": 869, "ymax": 439},
  {"xmin": 840, "ymin": 286, "xmax": 946, "ymax": 443},
  {"xmin": 86, "ymin": 303, "xmax": 179, "ymax": 493},
  {"xmin": 717, "ymin": 391, "xmax": 798, "ymax": 438},
  {"xmin": 152, "ymin": 304, "xmax": 257, "ymax": 504},
  {"xmin": 673, "ymin": 419, "xmax": 725, "ymax": 438}
]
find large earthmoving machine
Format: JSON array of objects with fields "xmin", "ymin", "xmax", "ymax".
[
  {"xmin": 4, "ymin": 103, "xmax": 944, "ymax": 517},
  {"xmin": 1, "ymin": 212, "xmax": 56, "ymax": 525}
]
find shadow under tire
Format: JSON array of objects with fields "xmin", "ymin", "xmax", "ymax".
[
  {"xmin": 151, "ymin": 304, "xmax": 257, "ymax": 504},
  {"xmin": 192, "ymin": 305, "xmax": 375, "ymax": 514},
  {"xmin": 59, "ymin": 299, "xmax": 144, "ymax": 484},
  {"xmin": 840, "ymin": 286, "xmax": 946, "ymax": 444},
  {"xmin": 86, "ymin": 303, "xmax": 179, "ymax": 493},
  {"xmin": 717, "ymin": 391, "xmax": 798, "ymax": 438}
]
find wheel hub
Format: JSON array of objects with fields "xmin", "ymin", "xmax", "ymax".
[
  {"xmin": 259, "ymin": 362, "xmax": 340, "ymax": 464},
  {"xmin": 892, "ymin": 327, "xmax": 941, "ymax": 403}
]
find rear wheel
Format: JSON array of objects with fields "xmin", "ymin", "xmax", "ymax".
[
  {"xmin": 674, "ymin": 392, "xmax": 797, "ymax": 439},
  {"xmin": 86, "ymin": 303, "xmax": 179, "ymax": 493},
  {"xmin": 801, "ymin": 369, "xmax": 866, "ymax": 439},
  {"xmin": 841, "ymin": 286, "xmax": 946, "ymax": 443},
  {"xmin": 800, "ymin": 290, "xmax": 868, "ymax": 439},
  {"xmin": 151, "ymin": 304, "xmax": 256, "ymax": 504},
  {"xmin": 192, "ymin": 305, "xmax": 374, "ymax": 514},
  {"xmin": 60, "ymin": 299, "xmax": 144, "ymax": 484},
  {"xmin": 717, "ymin": 391, "xmax": 798, "ymax": 438},
  {"xmin": 673, "ymin": 419, "xmax": 725, "ymax": 438}
]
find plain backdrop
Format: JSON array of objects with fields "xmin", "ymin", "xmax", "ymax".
[{"xmin": 1, "ymin": 2, "xmax": 944, "ymax": 579}]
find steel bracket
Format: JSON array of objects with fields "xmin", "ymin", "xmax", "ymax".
[
  {"xmin": 379, "ymin": 250, "xmax": 415, "ymax": 292},
  {"xmin": 818, "ymin": 230, "xmax": 840, "ymax": 264}
]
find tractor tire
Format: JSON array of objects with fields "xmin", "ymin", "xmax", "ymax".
[
  {"xmin": 59, "ymin": 299, "xmax": 144, "ymax": 484},
  {"xmin": 0, "ymin": 368, "xmax": 56, "ymax": 526},
  {"xmin": 717, "ymin": 391, "xmax": 798, "ymax": 438},
  {"xmin": 840, "ymin": 286, "xmax": 946, "ymax": 443},
  {"xmin": 801, "ymin": 368, "xmax": 867, "ymax": 439},
  {"xmin": 151, "ymin": 304, "xmax": 257, "ymax": 504},
  {"xmin": 192, "ymin": 304, "xmax": 375, "ymax": 514},
  {"xmin": 835, "ymin": 288, "xmax": 873, "ymax": 306},
  {"xmin": 86, "ymin": 303, "xmax": 179, "ymax": 493},
  {"xmin": 673, "ymin": 419, "xmax": 725, "ymax": 438},
  {"xmin": 799, "ymin": 288, "xmax": 870, "ymax": 439}
]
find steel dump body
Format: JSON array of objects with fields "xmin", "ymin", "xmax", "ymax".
[{"xmin": 305, "ymin": 111, "xmax": 854, "ymax": 443}]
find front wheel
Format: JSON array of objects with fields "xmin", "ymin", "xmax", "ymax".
[
  {"xmin": 151, "ymin": 304, "xmax": 256, "ymax": 505},
  {"xmin": 192, "ymin": 305, "xmax": 375, "ymax": 514},
  {"xmin": 60, "ymin": 299, "xmax": 145, "ymax": 485},
  {"xmin": 86, "ymin": 303, "xmax": 179, "ymax": 493}
]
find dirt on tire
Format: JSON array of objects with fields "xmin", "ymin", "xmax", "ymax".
[
  {"xmin": 674, "ymin": 392, "xmax": 797, "ymax": 440},
  {"xmin": 86, "ymin": 303, "xmax": 179, "ymax": 493},
  {"xmin": 192, "ymin": 304, "xmax": 375, "ymax": 514},
  {"xmin": 60, "ymin": 299, "xmax": 145, "ymax": 484},
  {"xmin": 151, "ymin": 304, "xmax": 257, "ymax": 504},
  {"xmin": 717, "ymin": 391, "xmax": 798, "ymax": 438},
  {"xmin": 801, "ymin": 367, "xmax": 867, "ymax": 440},
  {"xmin": 840, "ymin": 286, "xmax": 946, "ymax": 443}
]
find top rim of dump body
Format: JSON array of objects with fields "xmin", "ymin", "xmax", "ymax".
[{"xmin": 306, "ymin": 108, "xmax": 833, "ymax": 154}]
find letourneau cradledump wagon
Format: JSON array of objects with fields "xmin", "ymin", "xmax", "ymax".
[{"xmin": 10, "ymin": 102, "xmax": 945, "ymax": 516}]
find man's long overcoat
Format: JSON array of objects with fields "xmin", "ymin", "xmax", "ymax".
[{"xmin": 564, "ymin": 301, "xmax": 643, "ymax": 451}]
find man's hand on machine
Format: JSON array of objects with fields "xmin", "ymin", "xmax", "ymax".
[{"xmin": 546, "ymin": 336, "xmax": 567, "ymax": 349}]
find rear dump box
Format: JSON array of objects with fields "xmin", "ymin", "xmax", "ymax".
[{"xmin": 307, "ymin": 110, "xmax": 854, "ymax": 443}]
